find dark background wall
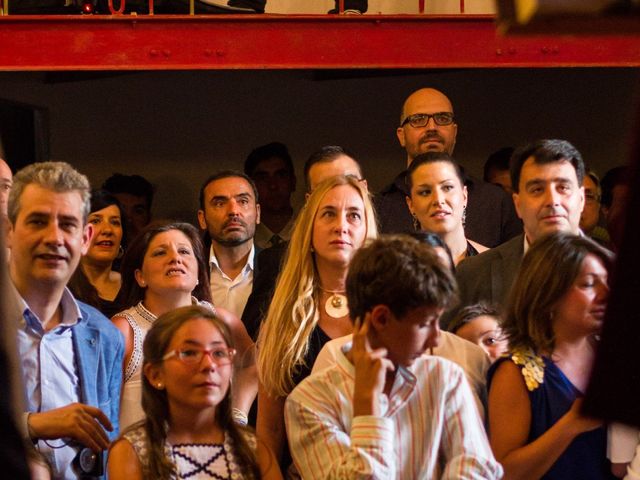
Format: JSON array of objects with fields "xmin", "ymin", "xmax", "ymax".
[{"xmin": 0, "ymin": 68, "xmax": 637, "ymax": 224}]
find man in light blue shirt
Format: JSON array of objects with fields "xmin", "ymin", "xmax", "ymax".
[{"xmin": 6, "ymin": 162, "xmax": 124, "ymax": 479}]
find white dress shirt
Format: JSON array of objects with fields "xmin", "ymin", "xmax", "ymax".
[{"xmin": 209, "ymin": 244, "xmax": 255, "ymax": 317}]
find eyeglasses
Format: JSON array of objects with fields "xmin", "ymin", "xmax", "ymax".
[
  {"xmin": 163, "ymin": 347, "xmax": 236, "ymax": 367},
  {"xmin": 401, "ymin": 112, "xmax": 455, "ymax": 128}
]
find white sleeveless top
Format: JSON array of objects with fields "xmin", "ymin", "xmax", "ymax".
[
  {"xmin": 116, "ymin": 299, "xmax": 214, "ymax": 431},
  {"xmin": 123, "ymin": 424, "xmax": 257, "ymax": 479}
]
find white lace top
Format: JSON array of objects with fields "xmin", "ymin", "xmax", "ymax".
[
  {"xmin": 116, "ymin": 299, "xmax": 214, "ymax": 431},
  {"xmin": 123, "ymin": 424, "xmax": 256, "ymax": 479}
]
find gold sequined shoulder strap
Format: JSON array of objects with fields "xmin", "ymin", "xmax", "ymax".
[{"xmin": 511, "ymin": 347, "xmax": 545, "ymax": 392}]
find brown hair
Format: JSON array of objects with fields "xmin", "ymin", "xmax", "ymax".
[
  {"xmin": 115, "ymin": 220, "xmax": 212, "ymax": 311},
  {"xmin": 503, "ymin": 233, "xmax": 613, "ymax": 353},
  {"xmin": 139, "ymin": 305, "xmax": 259, "ymax": 479},
  {"xmin": 346, "ymin": 234, "xmax": 457, "ymax": 321}
]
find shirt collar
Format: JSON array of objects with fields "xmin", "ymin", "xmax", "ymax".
[
  {"xmin": 14, "ymin": 284, "xmax": 82, "ymax": 333},
  {"xmin": 209, "ymin": 243, "xmax": 256, "ymax": 274},
  {"xmin": 337, "ymin": 340, "xmax": 417, "ymax": 389},
  {"xmin": 524, "ymin": 229, "xmax": 584, "ymax": 254}
]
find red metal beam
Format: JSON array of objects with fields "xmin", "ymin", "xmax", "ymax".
[{"xmin": 0, "ymin": 14, "xmax": 639, "ymax": 71}]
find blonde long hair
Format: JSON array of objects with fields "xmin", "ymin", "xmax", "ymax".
[{"xmin": 257, "ymin": 175, "xmax": 377, "ymax": 397}]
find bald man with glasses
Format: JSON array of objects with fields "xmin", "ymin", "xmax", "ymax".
[{"xmin": 375, "ymin": 87, "xmax": 521, "ymax": 248}]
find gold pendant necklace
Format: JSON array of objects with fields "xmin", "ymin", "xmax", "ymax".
[{"xmin": 320, "ymin": 287, "xmax": 349, "ymax": 318}]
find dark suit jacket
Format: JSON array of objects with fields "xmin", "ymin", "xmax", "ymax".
[
  {"xmin": 454, "ymin": 234, "xmax": 525, "ymax": 313},
  {"xmin": 241, "ymin": 244, "xmax": 286, "ymax": 340},
  {"xmin": 374, "ymin": 170, "xmax": 522, "ymax": 248}
]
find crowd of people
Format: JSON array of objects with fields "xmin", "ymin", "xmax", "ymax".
[{"xmin": 0, "ymin": 85, "xmax": 635, "ymax": 480}]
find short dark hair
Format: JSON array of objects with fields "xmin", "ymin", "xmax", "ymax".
[
  {"xmin": 244, "ymin": 142, "xmax": 294, "ymax": 177},
  {"xmin": 448, "ymin": 302, "xmax": 501, "ymax": 334},
  {"xmin": 510, "ymin": 139, "xmax": 585, "ymax": 194},
  {"xmin": 483, "ymin": 147, "xmax": 514, "ymax": 183},
  {"xmin": 198, "ymin": 170, "xmax": 259, "ymax": 211},
  {"xmin": 102, "ymin": 173, "xmax": 155, "ymax": 208},
  {"xmin": 303, "ymin": 145, "xmax": 362, "ymax": 192},
  {"xmin": 406, "ymin": 152, "xmax": 465, "ymax": 191},
  {"xmin": 346, "ymin": 234, "xmax": 457, "ymax": 321},
  {"xmin": 600, "ymin": 165, "xmax": 629, "ymax": 208}
]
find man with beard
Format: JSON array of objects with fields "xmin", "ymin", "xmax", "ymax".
[
  {"xmin": 375, "ymin": 88, "xmax": 521, "ymax": 248},
  {"xmin": 198, "ymin": 170, "xmax": 261, "ymax": 318}
]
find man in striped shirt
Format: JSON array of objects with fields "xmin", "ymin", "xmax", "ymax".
[{"xmin": 285, "ymin": 235, "xmax": 503, "ymax": 479}]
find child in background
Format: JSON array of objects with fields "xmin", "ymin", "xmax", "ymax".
[{"xmin": 449, "ymin": 303, "xmax": 507, "ymax": 362}]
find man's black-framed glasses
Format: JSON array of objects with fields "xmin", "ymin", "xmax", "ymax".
[{"xmin": 401, "ymin": 112, "xmax": 455, "ymax": 128}]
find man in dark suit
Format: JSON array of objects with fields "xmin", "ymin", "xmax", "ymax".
[
  {"xmin": 198, "ymin": 170, "xmax": 261, "ymax": 319},
  {"xmin": 453, "ymin": 139, "xmax": 586, "ymax": 315},
  {"xmin": 375, "ymin": 87, "xmax": 521, "ymax": 248}
]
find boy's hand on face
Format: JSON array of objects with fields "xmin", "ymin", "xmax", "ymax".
[{"xmin": 351, "ymin": 314, "xmax": 395, "ymax": 417}]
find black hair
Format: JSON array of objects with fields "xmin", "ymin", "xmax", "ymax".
[
  {"xmin": 510, "ymin": 139, "xmax": 585, "ymax": 194},
  {"xmin": 303, "ymin": 145, "xmax": 362, "ymax": 191},
  {"xmin": 406, "ymin": 152, "xmax": 465, "ymax": 191},
  {"xmin": 102, "ymin": 173, "xmax": 155, "ymax": 208},
  {"xmin": 244, "ymin": 141, "xmax": 294, "ymax": 177},
  {"xmin": 483, "ymin": 147, "xmax": 514, "ymax": 183},
  {"xmin": 198, "ymin": 170, "xmax": 259, "ymax": 210}
]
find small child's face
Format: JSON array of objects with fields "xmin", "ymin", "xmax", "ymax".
[{"xmin": 455, "ymin": 315, "xmax": 507, "ymax": 362}]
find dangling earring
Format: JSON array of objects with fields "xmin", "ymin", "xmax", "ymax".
[
  {"xmin": 412, "ymin": 213, "xmax": 421, "ymax": 232},
  {"xmin": 462, "ymin": 206, "xmax": 467, "ymax": 228},
  {"xmin": 117, "ymin": 245, "xmax": 125, "ymax": 259}
]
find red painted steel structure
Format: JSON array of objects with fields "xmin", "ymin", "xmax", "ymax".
[{"xmin": 0, "ymin": 14, "xmax": 639, "ymax": 70}]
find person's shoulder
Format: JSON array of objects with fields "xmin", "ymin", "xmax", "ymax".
[
  {"xmin": 377, "ymin": 170, "xmax": 407, "ymax": 195},
  {"xmin": 411, "ymin": 355, "xmax": 469, "ymax": 397},
  {"xmin": 288, "ymin": 361, "xmax": 349, "ymax": 406},
  {"xmin": 458, "ymin": 235, "xmax": 522, "ymax": 272},
  {"xmin": 437, "ymin": 332, "xmax": 488, "ymax": 369},
  {"xmin": 77, "ymin": 301, "xmax": 124, "ymax": 342},
  {"xmin": 412, "ymin": 354, "xmax": 466, "ymax": 381}
]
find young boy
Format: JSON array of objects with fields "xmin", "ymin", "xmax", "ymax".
[{"xmin": 285, "ymin": 235, "xmax": 502, "ymax": 479}]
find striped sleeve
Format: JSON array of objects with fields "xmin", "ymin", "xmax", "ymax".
[
  {"xmin": 437, "ymin": 362, "xmax": 504, "ymax": 480},
  {"xmin": 285, "ymin": 375, "xmax": 396, "ymax": 479}
]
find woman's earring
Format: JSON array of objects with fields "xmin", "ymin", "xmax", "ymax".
[
  {"xmin": 156, "ymin": 383, "xmax": 164, "ymax": 390},
  {"xmin": 462, "ymin": 206, "xmax": 467, "ymax": 228},
  {"xmin": 117, "ymin": 245, "xmax": 125, "ymax": 259},
  {"xmin": 412, "ymin": 213, "xmax": 420, "ymax": 232}
]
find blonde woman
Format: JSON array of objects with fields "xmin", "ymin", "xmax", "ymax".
[{"xmin": 256, "ymin": 175, "xmax": 377, "ymax": 469}]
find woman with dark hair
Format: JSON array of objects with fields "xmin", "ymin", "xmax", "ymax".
[
  {"xmin": 488, "ymin": 233, "xmax": 616, "ymax": 479},
  {"xmin": 113, "ymin": 221, "xmax": 255, "ymax": 431},
  {"xmin": 69, "ymin": 189, "xmax": 125, "ymax": 317},
  {"xmin": 108, "ymin": 305, "xmax": 281, "ymax": 480},
  {"xmin": 406, "ymin": 152, "xmax": 488, "ymax": 266}
]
